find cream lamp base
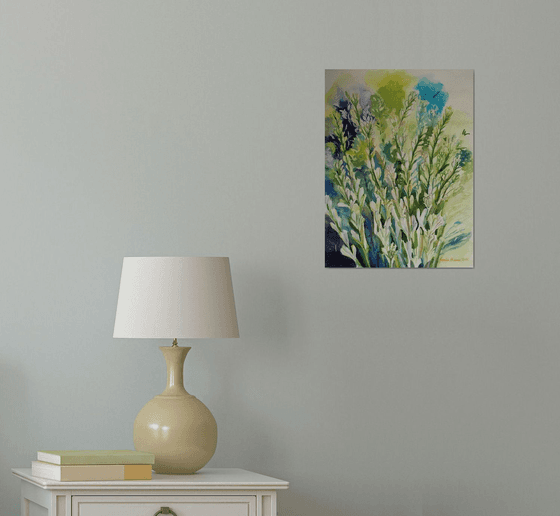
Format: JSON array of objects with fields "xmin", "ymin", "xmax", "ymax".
[{"xmin": 133, "ymin": 346, "xmax": 217, "ymax": 474}]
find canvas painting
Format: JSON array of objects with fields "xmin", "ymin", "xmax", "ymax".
[{"xmin": 325, "ymin": 69, "xmax": 473, "ymax": 268}]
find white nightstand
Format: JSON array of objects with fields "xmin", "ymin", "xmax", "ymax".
[{"xmin": 12, "ymin": 467, "xmax": 289, "ymax": 516}]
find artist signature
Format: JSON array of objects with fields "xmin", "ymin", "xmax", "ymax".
[{"xmin": 440, "ymin": 258, "xmax": 470, "ymax": 262}]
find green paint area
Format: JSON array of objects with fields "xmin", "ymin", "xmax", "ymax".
[
  {"xmin": 440, "ymin": 159, "xmax": 474, "ymax": 267},
  {"xmin": 434, "ymin": 107, "xmax": 473, "ymax": 267},
  {"xmin": 364, "ymin": 70, "xmax": 416, "ymax": 112},
  {"xmin": 325, "ymin": 72, "xmax": 353, "ymax": 119},
  {"xmin": 447, "ymin": 109, "xmax": 473, "ymax": 140},
  {"xmin": 325, "ymin": 73, "xmax": 352, "ymax": 104}
]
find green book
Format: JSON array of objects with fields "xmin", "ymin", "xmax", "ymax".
[{"xmin": 37, "ymin": 450, "xmax": 155, "ymax": 466}]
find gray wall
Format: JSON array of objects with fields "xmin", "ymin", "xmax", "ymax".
[{"xmin": 1, "ymin": 1, "xmax": 559, "ymax": 515}]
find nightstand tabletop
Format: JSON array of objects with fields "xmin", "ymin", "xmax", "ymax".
[{"xmin": 12, "ymin": 467, "xmax": 289, "ymax": 490}]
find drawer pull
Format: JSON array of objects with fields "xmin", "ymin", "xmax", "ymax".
[{"xmin": 154, "ymin": 508, "xmax": 177, "ymax": 516}]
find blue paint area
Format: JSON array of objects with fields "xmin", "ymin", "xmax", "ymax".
[
  {"xmin": 381, "ymin": 142, "xmax": 392, "ymax": 162},
  {"xmin": 443, "ymin": 227, "xmax": 471, "ymax": 252},
  {"xmin": 416, "ymin": 106, "xmax": 439, "ymax": 131},
  {"xmin": 415, "ymin": 78, "xmax": 448, "ymax": 114},
  {"xmin": 325, "ymin": 178, "xmax": 336, "ymax": 197},
  {"xmin": 458, "ymin": 148, "xmax": 472, "ymax": 167}
]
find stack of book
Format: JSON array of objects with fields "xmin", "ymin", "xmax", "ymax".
[{"xmin": 31, "ymin": 450, "xmax": 155, "ymax": 481}]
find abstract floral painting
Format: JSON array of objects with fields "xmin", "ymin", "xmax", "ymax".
[{"xmin": 325, "ymin": 70, "xmax": 473, "ymax": 268}]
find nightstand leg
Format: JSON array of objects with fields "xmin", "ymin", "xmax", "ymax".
[{"xmin": 258, "ymin": 492, "xmax": 277, "ymax": 516}]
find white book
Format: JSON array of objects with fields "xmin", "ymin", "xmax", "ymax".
[{"xmin": 37, "ymin": 449, "xmax": 155, "ymax": 465}]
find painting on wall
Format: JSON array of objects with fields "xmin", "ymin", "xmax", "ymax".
[{"xmin": 325, "ymin": 69, "xmax": 473, "ymax": 268}]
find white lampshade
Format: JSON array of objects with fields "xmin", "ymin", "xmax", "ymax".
[{"xmin": 113, "ymin": 257, "xmax": 239, "ymax": 339}]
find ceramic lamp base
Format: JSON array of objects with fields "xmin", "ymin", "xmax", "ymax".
[{"xmin": 133, "ymin": 346, "xmax": 217, "ymax": 474}]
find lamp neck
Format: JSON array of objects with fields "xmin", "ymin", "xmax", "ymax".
[{"xmin": 159, "ymin": 345, "xmax": 191, "ymax": 396}]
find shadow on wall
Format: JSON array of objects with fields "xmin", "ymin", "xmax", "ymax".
[
  {"xmin": 233, "ymin": 263, "xmax": 298, "ymax": 358},
  {"xmin": 0, "ymin": 360, "xmax": 32, "ymax": 516},
  {"xmin": 207, "ymin": 264, "xmax": 300, "ymax": 469}
]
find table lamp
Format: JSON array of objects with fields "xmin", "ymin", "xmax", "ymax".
[{"xmin": 113, "ymin": 257, "xmax": 239, "ymax": 474}]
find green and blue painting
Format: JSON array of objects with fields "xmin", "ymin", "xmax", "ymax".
[{"xmin": 325, "ymin": 70, "xmax": 473, "ymax": 268}]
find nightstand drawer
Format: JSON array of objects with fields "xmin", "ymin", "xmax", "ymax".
[{"xmin": 72, "ymin": 496, "xmax": 256, "ymax": 516}]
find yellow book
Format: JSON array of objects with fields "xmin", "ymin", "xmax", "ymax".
[
  {"xmin": 37, "ymin": 450, "xmax": 155, "ymax": 465},
  {"xmin": 31, "ymin": 461, "xmax": 152, "ymax": 481}
]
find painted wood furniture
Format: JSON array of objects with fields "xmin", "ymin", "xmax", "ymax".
[{"xmin": 12, "ymin": 467, "xmax": 289, "ymax": 516}]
